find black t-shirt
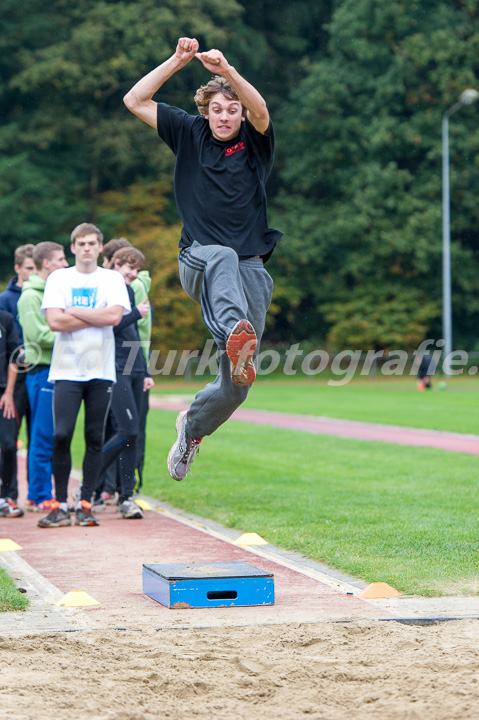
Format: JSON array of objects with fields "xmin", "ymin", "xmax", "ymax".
[{"xmin": 157, "ymin": 103, "xmax": 282, "ymax": 258}]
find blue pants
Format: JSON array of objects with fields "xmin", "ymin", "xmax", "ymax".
[{"xmin": 26, "ymin": 369, "xmax": 54, "ymax": 504}]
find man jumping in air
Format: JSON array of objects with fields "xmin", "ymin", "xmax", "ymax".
[{"xmin": 124, "ymin": 37, "xmax": 281, "ymax": 480}]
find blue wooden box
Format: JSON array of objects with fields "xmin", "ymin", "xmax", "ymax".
[{"xmin": 142, "ymin": 561, "xmax": 274, "ymax": 609}]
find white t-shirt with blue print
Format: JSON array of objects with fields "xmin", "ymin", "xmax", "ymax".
[{"xmin": 42, "ymin": 266, "xmax": 130, "ymax": 382}]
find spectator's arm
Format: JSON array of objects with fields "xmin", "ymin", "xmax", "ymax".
[
  {"xmin": 0, "ymin": 364, "xmax": 17, "ymax": 419},
  {"xmin": 114, "ymin": 306, "xmax": 141, "ymax": 333},
  {"xmin": 144, "ymin": 376, "xmax": 155, "ymax": 391},
  {"xmin": 46, "ymin": 308, "xmax": 90, "ymax": 332},
  {"xmin": 65, "ymin": 305, "xmax": 123, "ymax": 327}
]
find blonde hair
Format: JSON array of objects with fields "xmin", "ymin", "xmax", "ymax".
[
  {"xmin": 33, "ymin": 242, "xmax": 64, "ymax": 270},
  {"xmin": 14, "ymin": 244, "xmax": 34, "ymax": 268}
]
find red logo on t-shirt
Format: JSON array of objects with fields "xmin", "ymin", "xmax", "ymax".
[{"xmin": 225, "ymin": 141, "xmax": 245, "ymax": 157}]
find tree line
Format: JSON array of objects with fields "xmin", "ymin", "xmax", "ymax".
[{"xmin": 2, "ymin": 0, "xmax": 478, "ymax": 351}]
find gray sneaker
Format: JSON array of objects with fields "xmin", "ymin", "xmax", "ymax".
[
  {"xmin": 38, "ymin": 502, "xmax": 71, "ymax": 528},
  {"xmin": 167, "ymin": 410, "xmax": 202, "ymax": 481},
  {"xmin": 117, "ymin": 499, "xmax": 143, "ymax": 519}
]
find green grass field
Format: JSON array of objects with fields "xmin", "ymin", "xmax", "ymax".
[
  {"xmin": 0, "ymin": 568, "xmax": 29, "ymax": 612},
  {"xmin": 152, "ymin": 376, "xmax": 479, "ymax": 434},
  {"xmin": 68, "ymin": 378, "xmax": 479, "ymax": 597}
]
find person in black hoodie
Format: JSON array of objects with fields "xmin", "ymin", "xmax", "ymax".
[
  {"xmin": 0, "ymin": 244, "xmax": 35, "ymax": 503},
  {"xmin": 0, "ymin": 309, "xmax": 22, "ymax": 517},
  {"xmin": 98, "ymin": 247, "xmax": 152, "ymax": 519},
  {"xmin": 0, "ymin": 245, "xmax": 35, "ymax": 340}
]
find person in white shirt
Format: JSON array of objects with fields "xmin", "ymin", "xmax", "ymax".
[{"xmin": 37, "ymin": 223, "xmax": 130, "ymax": 529}]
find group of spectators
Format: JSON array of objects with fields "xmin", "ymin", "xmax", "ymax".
[{"xmin": 0, "ymin": 223, "xmax": 153, "ymax": 528}]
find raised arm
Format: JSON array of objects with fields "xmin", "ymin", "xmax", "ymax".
[
  {"xmin": 195, "ymin": 49, "xmax": 270, "ymax": 134},
  {"xmin": 123, "ymin": 37, "xmax": 200, "ymax": 128}
]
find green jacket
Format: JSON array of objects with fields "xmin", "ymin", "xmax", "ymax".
[
  {"xmin": 17, "ymin": 273, "xmax": 55, "ymax": 367},
  {"xmin": 131, "ymin": 270, "xmax": 152, "ymax": 364}
]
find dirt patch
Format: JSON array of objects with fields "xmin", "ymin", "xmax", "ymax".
[
  {"xmin": 1, "ymin": 619, "xmax": 479, "ymax": 719},
  {"xmin": 434, "ymin": 579, "xmax": 479, "ymax": 596}
]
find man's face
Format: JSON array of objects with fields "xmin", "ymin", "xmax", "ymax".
[
  {"xmin": 71, "ymin": 234, "xmax": 102, "ymax": 265},
  {"xmin": 15, "ymin": 258, "xmax": 35, "ymax": 284},
  {"xmin": 205, "ymin": 93, "xmax": 244, "ymax": 142},
  {"xmin": 115, "ymin": 261, "xmax": 138, "ymax": 285},
  {"xmin": 46, "ymin": 250, "xmax": 68, "ymax": 274}
]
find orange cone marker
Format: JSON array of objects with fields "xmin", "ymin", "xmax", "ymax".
[{"xmin": 358, "ymin": 582, "xmax": 402, "ymax": 599}]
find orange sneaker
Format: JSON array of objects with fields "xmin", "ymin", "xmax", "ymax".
[
  {"xmin": 75, "ymin": 500, "xmax": 99, "ymax": 527},
  {"xmin": 26, "ymin": 499, "xmax": 57, "ymax": 513}
]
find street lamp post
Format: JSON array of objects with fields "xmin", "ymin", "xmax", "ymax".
[{"xmin": 441, "ymin": 88, "xmax": 479, "ymax": 373}]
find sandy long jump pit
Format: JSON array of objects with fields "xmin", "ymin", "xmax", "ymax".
[{"xmin": 2, "ymin": 493, "xmax": 479, "ymax": 719}]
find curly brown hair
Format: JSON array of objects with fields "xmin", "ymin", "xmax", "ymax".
[
  {"xmin": 194, "ymin": 76, "xmax": 246, "ymax": 117},
  {"xmin": 102, "ymin": 237, "xmax": 131, "ymax": 264}
]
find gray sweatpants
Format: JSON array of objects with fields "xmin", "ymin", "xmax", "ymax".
[{"xmin": 178, "ymin": 242, "xmax": 274, "ymax": 438}]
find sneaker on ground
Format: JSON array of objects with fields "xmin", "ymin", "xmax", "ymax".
[
  {"xmin": 92, "ymin": 497, "xmax": 107, "ymax": 512},
  {"xmin": 37, "ymin": 501, "xmax": 71, "ymax": 528},
  {"xmin": 226, "ymin": 319, "xmax": 257, "ymax": 386},
  {"xmin": 101, "ymin": 491, "xmax": 118, "ymax": 505},
  {"xmin": 75, "ymin": 500, "xmax": 99, "ymax": 527},
  {"xmin": 167, "ymin": 410, "xmax": 202, "ymax": 481},
  {"xmin": 0, "ymin": 499, "xmax": 24, "ymax": 518},
  {"xmin": 25, "ymin": 499, "xmax": 57, "ymax": 513},
  {"xmin": 117, "ymin": 498, "xmax": 144, "ymax": 519}
]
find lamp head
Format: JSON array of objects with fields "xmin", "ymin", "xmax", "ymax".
[{"xmin": 459, "ymin": 88, "xmax": 479, "ymax": 105}]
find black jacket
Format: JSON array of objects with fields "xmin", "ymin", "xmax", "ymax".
[
  {"xmin": 113, "ymin": 285, "xmax": 147, "ymax": 375},
  {"xmin": 0, "ymin": 309, "xmax": 20, "ymax": 388},
  {"xmin": 0, "ymin": 276, "xmax": 23, "ymax": 342}
]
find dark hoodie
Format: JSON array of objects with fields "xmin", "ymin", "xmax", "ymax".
[
  {"xmin": 0, "ymin": 309, "xmax": 20, "ymax": 388},
  {"xmin": 113, "ymin": 284, "xmax": 148, "ymax": 375},
  {"xmin": 0, "ymin": 276, "xmax": 23, "ymax": 343}
]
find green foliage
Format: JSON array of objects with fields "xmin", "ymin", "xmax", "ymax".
[
  {"xmin": 98, "ymin": 180, "xmax": 208, "ymax": 352},
  {"xmin": 0, "ymin": 0, "xmax": 244, "ymax": 257},
  {"xmin": 272, "ymin": 0, "xmax": 479, "ymax": 350}
]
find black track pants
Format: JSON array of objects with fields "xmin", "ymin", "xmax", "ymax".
[{"xmin": 52, "ymin": 380, "xmax": 112, "ymax": 503}]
